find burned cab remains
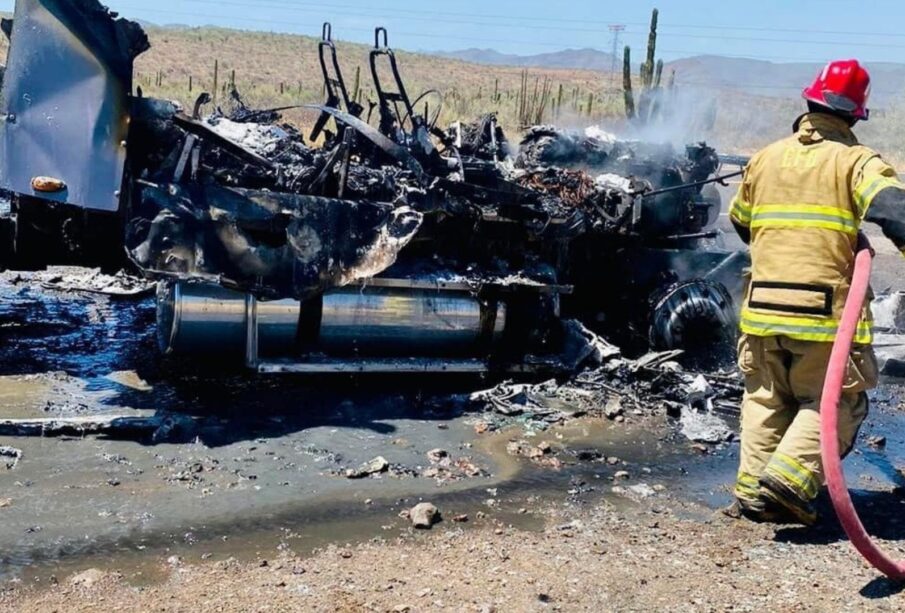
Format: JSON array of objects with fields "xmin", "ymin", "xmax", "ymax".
[{"xmin": 0, "ymin": 0, "xmax": 746, "ymax": 374}]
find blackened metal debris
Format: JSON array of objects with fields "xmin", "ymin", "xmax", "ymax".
[{"xmin": 0, "ymin": 4, "xmax": 749, "ymax": 373}]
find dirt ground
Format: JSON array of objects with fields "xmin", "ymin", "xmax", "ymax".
[{"xmin": 4, "ymin": 486, "xmax": 905, "ymax": 612}]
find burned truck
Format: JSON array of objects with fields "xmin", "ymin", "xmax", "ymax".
[{"xmin": 0, "ymin": 0, "xmax": 746, "ymax": 374}]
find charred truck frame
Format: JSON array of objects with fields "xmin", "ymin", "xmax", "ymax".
[{"xmin": 0, "ymin": 0, "xmax": 747, "ymax": 374}]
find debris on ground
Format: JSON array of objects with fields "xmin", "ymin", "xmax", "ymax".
[
  {"xmin": 0, "ymin": 446, "xmax": 23, "ymax": 470},
  {"xmin": 507, "ymin": 439, "xmax": 564, "ymax": 470},
  {"xmin": 38, "ymin": 269, "xmax": 155, "ymax": 297},
  {"xmin": 421, "ymin": 452, "xmax": 488, "ymax": 482},
  {"xmin": 426, "ymin": 449, "xmax": 448, "ymax": 463},
  {"xmin": 467, "ymin": 346, "xmax": 741, "ymax": 441},
  {"xmin": 0, "ymin": 414, "xmax": 195, "ymax": 441},
  {"xmin": 868, "ymin": 436, "xmax": 888, "ymax": 449},
  {"xmin": 68, "ymin": 568, "xmax": 111, "ymax": 589},
  {"xmin": 344, "ymin": 456, "xmax": 390, "ymax": 479},
  {"xmin": 407, "ymin": 502, "xmax": 441, "ymax": 529}
]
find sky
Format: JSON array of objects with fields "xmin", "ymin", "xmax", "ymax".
[{"xmin": 3, "ymin": 0, "xmax": 905, "ymax": 65}]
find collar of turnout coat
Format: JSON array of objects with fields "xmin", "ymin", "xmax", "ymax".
[{"xmin": 792, "ymin": 113, "xmax": 858, "ymax": 146}]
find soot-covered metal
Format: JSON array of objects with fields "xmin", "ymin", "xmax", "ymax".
[{"xmin": 0, "ymin": 1, "xmax": 748, "ymax": 373}]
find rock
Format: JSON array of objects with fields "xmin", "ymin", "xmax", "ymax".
[
  {"xmin": 680, "ymin": 406, "xmax": 733, "ymax": 444},
  {"xmin": 868, "ymin": 436, "xmax": 887, "ymax": 449},
  {"xmin": 539, "ymin": 456, "xmax": 564, "ymax": 470},
  {"xmin": 606, "ymin": 457, "xmax": 620, "ymax": 465},
  {"xmin": 345, "ymin": 456, "xmax": 390, "ymax": 479},
  {"xmin": 69, "ymin": 568, "xmax": 107, "ymax": 588},
  {"xmin": 452, "ymin": 514, "xmax": 469, "ymax": 523},
  {"xmin": 626, "ymin": 483, "xmax": 657, "ymax": 498},
  {"xmin": 685, "ymin": 375, "xmax": 714, "ymax": 405},
  {"xmin": 409, "ymin": 502, "xmax": 440, "ymax": 529},
  {"xmin": 873, "ymin": 293, "xmax": 905, "ymax": 332},
  {"xmin": 0, "ymin": 498, "xmax": 11, "ymax": 508},
  {"xmin": 614, "ymin": 470, "xmax": 630, "ymax": 480},
  {"xmin": 166, "ymin": 555, "xmax": 183, "ymax": 567},
  {"xmin": 604, "ymin": 396, "xmax": 624, "ymax": 419},
  {"xmin": 0, "ymin": 446, "xmax": 22, "ymax": 470},
  {"xmin": 873, "ymin": 332, "xmax": 905, "ymax": 376},
  {"xmin": 366, "ymin": 456, "xmax": 389, "ymax": 473},
  {"xmin": 105, "ymin": 370, "xmax": 153, "ymax": 392},
  {"xmin": 506, "ymin": 441, "xmax": 527, "ymax": 456},
  {"xmin": 427, "ymin": 449, "xmax": 448, "ymax": 463},
  {"xmin": 454, "ymin": 458, "xmax": 483, "ymax": 477},
  {"xmin": 474, "ymin": 422, "xmax": 491, "ymax": 435}
]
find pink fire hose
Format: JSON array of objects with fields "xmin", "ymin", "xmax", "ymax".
[{"xmin": 820, "ymin": 233, "xmax": 905, "ymax": 580}]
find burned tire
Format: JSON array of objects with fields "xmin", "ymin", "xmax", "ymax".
[{"xmin": 648, "ymin": 280, "xmax": 736, "ymax": 351}]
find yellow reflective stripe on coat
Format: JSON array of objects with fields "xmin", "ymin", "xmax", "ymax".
[
  {"xmin": 749, "ymin": 204, "xmax": 858, "ymax": 236},
  {"xmin": 765, "ymin": 452, "xmax": 819, "ymax": 500},
  {"xmin": 854, "ymin": 175, "xmax": 904, "ymax": 216},
  {"xmin": 730, "ymin": 196, "xmax": 752, "ymax": 226},
  {"xmin": 735, "ymin": 472, "xmax": 760, "ymax": 501},
  {"xmin": 740, "ymin": 308, "xmax": 873, "ymax": 344}
]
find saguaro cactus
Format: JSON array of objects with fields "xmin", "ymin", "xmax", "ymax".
[
  {"xmin": 624, "ymin": 8, "xmax": 668, "ymax": 122},
  {"xmin": 623, "ymin": 46, "xmax": 635, "ymax": 119},
  {"xmin": 640, "ymin": 9, "xmax": 659, "ymax": 90}
]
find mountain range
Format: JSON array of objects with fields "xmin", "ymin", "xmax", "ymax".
[{"xmin": 437, "ymin": 49, "xmax": 905, "ymax": 106}]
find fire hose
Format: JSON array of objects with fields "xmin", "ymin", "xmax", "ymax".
[{"xmin": 819, "ymin": 233, "xmax": 905, "ymax": 580}]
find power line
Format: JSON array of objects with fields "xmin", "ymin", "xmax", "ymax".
[
  {"xmin": 115, "ymin": 5, "xmax": 903, "ymax": 64},
  {"xmin": 112, "ymin": 0, "xmax": 905, "ymax": 40}
]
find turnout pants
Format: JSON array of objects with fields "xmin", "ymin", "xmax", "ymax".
[{"xmin": 735, "ymin": 334, "xmax": 879, "ymax": 504}]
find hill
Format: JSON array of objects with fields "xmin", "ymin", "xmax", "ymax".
[
  {"xmin": 666, "ymin": 56, "xmax": 905, "ymax": 107},
  {"xmin": 436, "ymin": 48, "xmax": 622, "ymax": 72},
  {"xmin": 126, "ymin": 26, "xmax": 623, "ymax": 138}
]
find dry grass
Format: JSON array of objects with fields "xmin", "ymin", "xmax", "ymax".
[{"xmin": 133, "ymin": 26, "xmax": 625, "ymax": 137}]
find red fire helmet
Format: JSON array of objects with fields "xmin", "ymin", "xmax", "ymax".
[{"xmin": 802, "ymin": 59, "xmax": 871, "ymax": 120}]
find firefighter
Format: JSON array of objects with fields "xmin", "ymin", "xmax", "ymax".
[{"xmin": 729, "ymin": 59, "xmax": 905, "ymax": 526}]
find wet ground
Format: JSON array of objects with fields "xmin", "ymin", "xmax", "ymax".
[
  {"xmin": 0, "ymin": 270, "xmax": 736, "ymax": 586},
  {"xmin": 3, "ymin": 190, "xmax": 905, "ymax": 595},
  {"xmin": 0, "ymin": 268, "xmax": 722, "ymax": 588}
]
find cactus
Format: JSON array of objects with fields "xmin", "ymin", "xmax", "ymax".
[
  {"xmin": 623, "ymin": 45, "xmax": 635, "ymax": 119},
  {"xmin": 641, "ymin": 8, "xmax": 659, "ymax": 90},
  {"xmin": 352, "ymin": 66, "xmax": 361, "ymax": 103},
  {"xmin": 212, "ymin": 59, "xmax": 219, "ymax": 105}
]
